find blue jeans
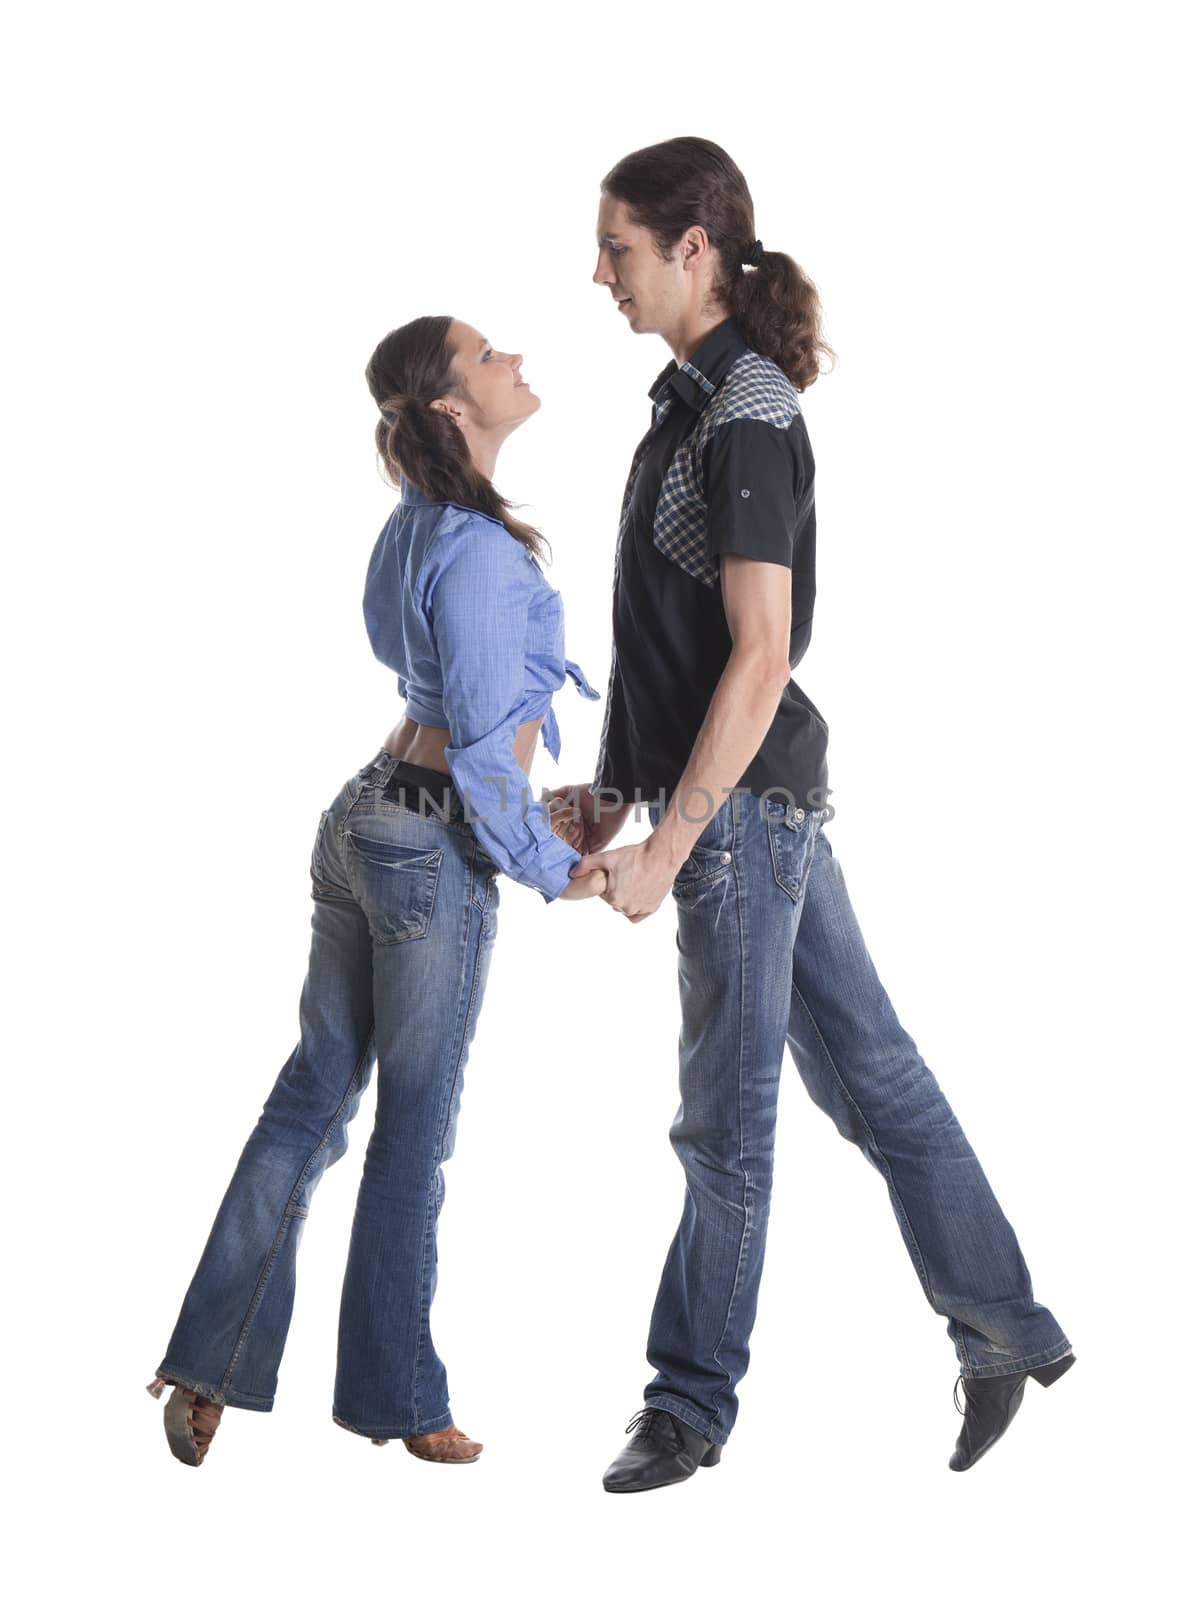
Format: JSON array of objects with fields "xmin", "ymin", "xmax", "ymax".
[
  {"xmin": 154, "ymin": 750, "xmax": 500, "ymax": 1438},
  {"xmin": 642, "ymin": 790, "xmax": 1072, "ymax": 1446}
]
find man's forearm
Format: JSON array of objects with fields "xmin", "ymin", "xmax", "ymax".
[
  {"xmin": 647, "ymin": 652, "xmax": 790, "ymax": 873},
  {"xmin": 583, "ymin": 782, "xmax": 632, "ymax": 851}
]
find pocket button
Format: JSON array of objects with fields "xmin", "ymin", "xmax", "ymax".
[{"xmin": 720, "ymin": 851, "xmax": 731, "ymax": 863}]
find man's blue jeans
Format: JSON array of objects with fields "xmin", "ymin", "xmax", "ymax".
[
  {"xmin": 643, "ymin": 790, "xmax": 1072, "ymax": 1446},
  {"xmin": 154, "ymin": 751, "xmax": 500, "ymax": 1438}
]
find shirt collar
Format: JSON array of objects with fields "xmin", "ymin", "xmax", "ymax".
[
  {"xmin": 400, "ymin": 476, "xmax": 434, "ymax": 506},
  {"xmin": 398, "ymin": 478, "xmax": 504, "ymax": 532},
  {"xmin": 646, "ymin": 317, "xmax": 748, "ymax": 412}
]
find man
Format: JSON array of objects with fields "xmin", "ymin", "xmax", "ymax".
[{"xmin": 552, "ymin": 137, "xmax": 1075, "ymax": 1492}]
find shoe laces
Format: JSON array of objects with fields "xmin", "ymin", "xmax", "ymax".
[
  {"xmin": 953, "ymin": 1375, "xmax": 968, "ymax": 1417},
  {"xmin": 624, "ymin": 1407, "xmax": 680, "ymax": 1445}
]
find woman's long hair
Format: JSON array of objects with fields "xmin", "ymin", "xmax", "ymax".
[
  {"xmin": 601, "ymin": 137, "xmax": 835, "ymax": 392},
  {"xmin": 365, "ymin": 315, "xmax": 549, "ymax": 561}
]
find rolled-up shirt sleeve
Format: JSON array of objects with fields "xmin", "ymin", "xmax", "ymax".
[
  {"xmin": 426, "ymin": 524, "xmax": 582, "ymax": 903},
  {"xmin": 702, "ymin": 417, "xmax": 800, "ymax": 568}
]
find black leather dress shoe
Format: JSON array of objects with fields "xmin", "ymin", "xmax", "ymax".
[
  {"xmin": 949, "ymin": 1350, "xmax": 1076, "ymax": 1471},
  {"xmin": 602, "ymin": 1407, "xmax": 724, "ymax": 1493}
]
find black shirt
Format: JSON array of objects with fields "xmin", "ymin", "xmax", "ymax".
[{"xmin": 593, "ymin": 316, "xmax": 830, "ymax": 815}]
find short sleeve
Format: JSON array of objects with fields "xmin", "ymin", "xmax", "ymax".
[{"xmin": 702, "ymin": 417, "xmax": 800, "ymax": 568}]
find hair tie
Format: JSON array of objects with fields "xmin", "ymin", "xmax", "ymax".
[{"xmin": 743, "ymin": 239, "xmax": 765, "ymax": 266}]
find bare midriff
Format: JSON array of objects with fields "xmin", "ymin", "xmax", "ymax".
[{"xmin": 382, "ymin": 714, "xmax": 544, "ymax": 780}]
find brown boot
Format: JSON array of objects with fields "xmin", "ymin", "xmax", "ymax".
[{"xmin": 398, "ymin": 1423, "xmax": 483, "ymax": 1463}]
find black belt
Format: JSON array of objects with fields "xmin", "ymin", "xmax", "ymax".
[{"xmin": 379, "ymin": 756, "xmax": 466, "ymax": 823}]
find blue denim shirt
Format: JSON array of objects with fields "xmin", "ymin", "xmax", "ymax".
[{"xmin": 362, "ymin": 480, "xmax": 601, "ymax": 901}]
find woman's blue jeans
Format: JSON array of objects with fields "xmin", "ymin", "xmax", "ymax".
[
  {"xmin": 642, "ymin": 790, "xmax": 1073, "ymax": 1447},
  {"xmin": 154, "ymin": 750, "xmax": 500, "ymax": 1438}
]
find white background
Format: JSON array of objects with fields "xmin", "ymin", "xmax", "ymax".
[{"xmin": 6, "ymin": 1, "xmax": 1197, "ymax": 1595}]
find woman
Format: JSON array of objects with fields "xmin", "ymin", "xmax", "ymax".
[{"xmin": 146, "ymin": 314, "xmax": 609, "ymax": 1466}]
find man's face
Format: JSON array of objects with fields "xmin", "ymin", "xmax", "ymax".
[{"xmin": 592, "ymin": 193, "xmax": 684, "ymax": 336}]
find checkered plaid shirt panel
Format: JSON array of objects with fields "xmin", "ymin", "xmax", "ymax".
[
  {"xmin": 590, "ymin": 387, "xmax": 674, "ymax": 795},
  {"xmin": 651, "ymin": 350, "xmax": 801, "ymax": 589},
  {"xmin": 591, "ymin": 351, "xmax": 801, "ymax": 795}
]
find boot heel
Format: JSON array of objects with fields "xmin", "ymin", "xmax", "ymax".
[
  {"xmin": 146, "ymin": 1375, "xmax": 167, "ymax": 1399},
  {"xmin": 700, "ymin": 1441, "xmax": 723, "ymax": 1467},
  {"xmin": 1029, "ymin": 1352, "xmax": 1075, "ymax": 1387}
]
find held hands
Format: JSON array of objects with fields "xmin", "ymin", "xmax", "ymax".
[
  {"xmin": 548, "ymin": 789, "xmax": 606, "ymax": 899},
  {"xmin": 558, "ymin": 867, "xmax": 608, "ymax": 901},
  {"xmin": 548, "ymin": 783, "xmax": 682, "ymax": 922},
  {"xmin": 569, "ymin": 837, "xmax": 678, "ymax": 922}
]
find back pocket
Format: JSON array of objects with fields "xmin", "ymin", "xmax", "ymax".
[
  {"xmin": 765, "ymin": 801, "xmax": 818, "ymax": 904},
  {"xmin": 343, "ymin": 830, "xmax": 443, "ymax": 944}
]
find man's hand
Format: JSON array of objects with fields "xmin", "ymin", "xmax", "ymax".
[
  {"xmin": 571, "ymin": 833, "xmax": 680, "ymax": 923},
  {"xmin": 546, "ymin": 783, "xmax": 632, "ymax": 855}
]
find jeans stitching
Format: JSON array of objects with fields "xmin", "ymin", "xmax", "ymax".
[
  {"xmin": 413, "ymin": 886, "xmax": 485, "ymax": 1423},
  {"xmin": 342, "ymin": 833, "xmax": 443, "ymax": 945},
  {"xmin": 412, "ymin": 1177, "xmax": 437, "ymax": 1425},
  {"xmin": 440, "ymin": 894, "xmax": 486, "ymax": 1167},
  {"xmin": 311, "ymin": 806, "xmax": 359, "ymax": 903},
  {"xmin": 768, "ymin": 812, "xmax": 798, "ymax": 901},
  {"xmin": 221, "ymin": 1027, "xmax": 376, "ymax": 1394},
  {"xmin": 706, "ymin": 799, "xmax": 750, "ymax": 1425},
  {"xmin": 963, "ymin": 1339, "xmax": 1073, "ymax": 1379},
  {"xmin": 643, "ymin": 1394, "xmax": 728, "ymax": 1447},
  {"xmin": 787, "ymin": 979, "xmax": 937, "ymax": 1306},
  {"xmin": 332, "ymin": 1406, "xmax": 454, "ymax": 1440},
  {"xmin": 153, "ymin": 1368, "xmax": 276, "ymax": 1410}
]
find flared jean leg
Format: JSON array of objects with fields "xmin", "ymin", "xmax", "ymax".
[
  {"xmin": 155, "ymin": 881, "xmax": 376, "ymax": 1411},
  {"xmin": 154, "ymin": 755, "xmax": 502, "ymax": 1425},
  {"xmin": 331, "ymin": 859, "xmax": 499, "ymax": 1438},
  {"xmin": 786, "ymin": 830, "xmax": 1072, "ymax": 1378}
]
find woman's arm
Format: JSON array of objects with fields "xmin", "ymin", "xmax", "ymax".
[{"xmin": 426, "ymin": 523, "xmax": 599, "ymax": 901}]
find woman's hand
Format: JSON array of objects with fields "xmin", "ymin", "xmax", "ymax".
[
  {"xmin": 547, "ymin": 794, "xmax": 586, "ymax": 851},
  {"xmin": 558, "ymin": 868, "xmax": 608, "ymax": 901},
  {"xmin": 546, "ymin": 783, "xmax": 632, "ymax": 854}
]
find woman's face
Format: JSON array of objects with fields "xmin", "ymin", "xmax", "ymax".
[{"xmin": 438, "ymin": 319, "xmax": 541, "ymax": 430}]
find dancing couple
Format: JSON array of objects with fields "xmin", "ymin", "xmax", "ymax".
[{"xmin": 147, "ymin": 136, "xmax": 1074, "ymax": 1488}]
